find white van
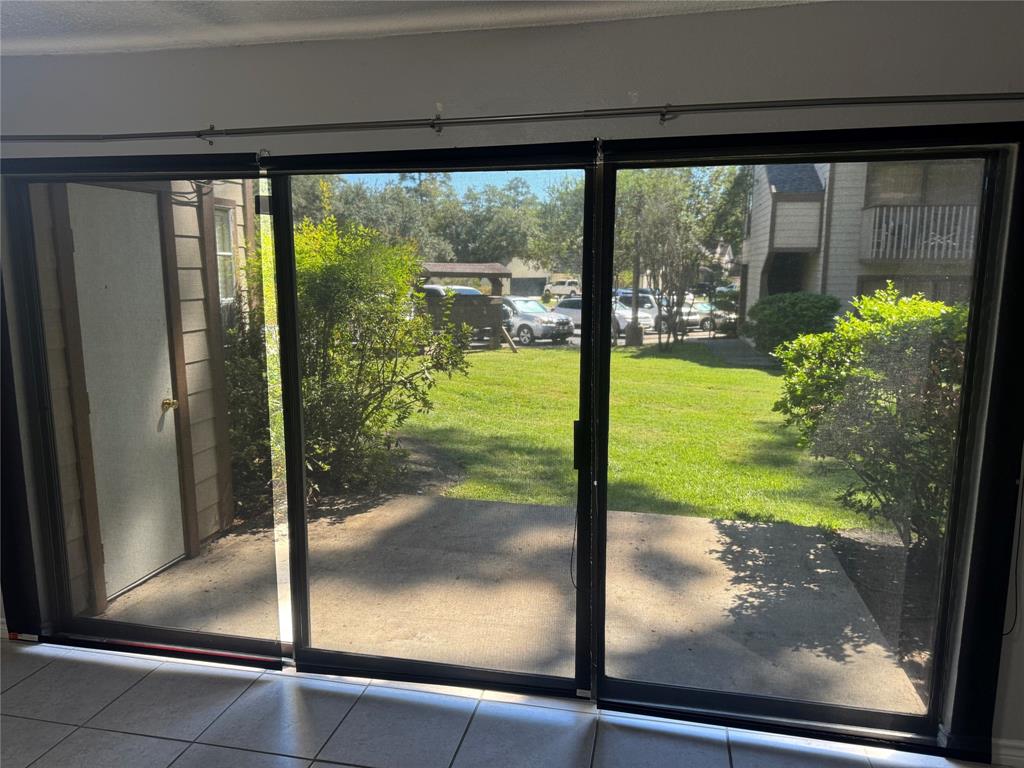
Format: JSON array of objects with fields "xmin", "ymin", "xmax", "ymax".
[{"xmin": 544, "ymin": 278, "xmax": 580, "ymax": 297}]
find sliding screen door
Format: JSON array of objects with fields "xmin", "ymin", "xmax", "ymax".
[
  {"xmin": 601, "ymin": 157, "xmax": 987, "ymax": 721},
  {"xmin": 289, "ymin": 169, "xmax": 586, "ymax": 681},
  {"xmin": 30, "ymin": 178, "xmax": 284, "ymax": 645}
]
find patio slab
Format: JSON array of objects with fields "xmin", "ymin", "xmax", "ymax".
[{"xmin": 100, "ymin": 495, "xmax": 923, "ymax": 713}]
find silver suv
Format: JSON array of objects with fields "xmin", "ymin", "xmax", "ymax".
[
  {"xmin": 553, "ymin": 297, "xmax": 654, "ymax": 337},
  {"xmin": 501, "ymin": 296, "xmax": 574, "ymax": 345}
]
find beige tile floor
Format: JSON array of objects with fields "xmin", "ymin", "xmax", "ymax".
[{"xmin": 0, "ymin": 638, "xmax": 987, "ymax": 768}]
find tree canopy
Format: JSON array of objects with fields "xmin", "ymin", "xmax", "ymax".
[{"xmin": 290, "ymin": 167, "xmax": 751, "ymax": 284}]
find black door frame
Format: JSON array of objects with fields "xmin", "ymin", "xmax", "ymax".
[
  {"xmin": 589, "ymin": 130, "xmax": 1021, "ymax": 761},
  {"xmin": 1, "ymin": 168, "xmax": 288, "ymax": 667},
  {"xmin": 2, "ymin": 122, "xmax": 1020, "ymax": 760}
]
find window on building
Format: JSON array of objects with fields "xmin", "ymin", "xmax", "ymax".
[
  {"xmin": 865, "ymin": 160, "xmax": 985, "ymax": 208},
  {"xmin": 923, "ymin": 160, "xmax": 984, "ymax": 205},
  {"xmin": 865, "ymin": 162, "xmax": 925, "ymax": 206},
  {"xmin": 214, "ymin": 207, "xmax": 236, "ymax": 300}
]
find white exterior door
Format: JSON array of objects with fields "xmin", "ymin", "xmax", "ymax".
[{"xmin": 66, "ymin": 183, "xmax": 186, "ymax": 597}]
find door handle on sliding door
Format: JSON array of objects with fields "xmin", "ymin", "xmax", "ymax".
[{"xmin": 161, "ymin": 398, "xmax": 179, "ymax": 412}]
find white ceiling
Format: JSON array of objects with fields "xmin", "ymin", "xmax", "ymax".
[{"xmin": 0, "ymin": 0, "xmax": 806, "ymax": 56}]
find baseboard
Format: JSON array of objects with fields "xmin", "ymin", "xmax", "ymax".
[{"xmin": 994, "ymin": 738, "xmax": 1024, "ymax": 768}]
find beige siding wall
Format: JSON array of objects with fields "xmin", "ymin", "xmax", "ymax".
[
  {"xmin": 171, "ymin": 181, "xmax": 227, "ymax": 542},
  {"xmin": 739, "ymin": 165, "xmax": 773, "ymax": 314},
  {"xmin": 772, "ymin": 201, "xmax": 821, "ymax": 249},
  {"xmin": 822, "ymin": 162, "xmax": 869, "ymax": 307},
  {"xmin": 28, "ymin": 185, "xmax": 93, "ymax": 614}
]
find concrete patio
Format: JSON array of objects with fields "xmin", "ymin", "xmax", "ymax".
[{"xmin": 101, "ymin": 494, "xmax": 924, "ymax": 714}]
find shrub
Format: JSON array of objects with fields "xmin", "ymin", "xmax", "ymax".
[
  {"xmin": 774, "ymin": 285, "xmax": 968, "ymax": 553},
  {"xmin": 294, "ymin": 210, "xmax": 470, "ymax": 496},
  {"xmin": 746, "ymin": 292, "xmax": 840, "ymax": 353},
  {"xmin": 222, "ymin": 258, "xmax": 274, "ymax": 524}
]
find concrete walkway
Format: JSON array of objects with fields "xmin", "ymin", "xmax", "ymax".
[{"xmin": 101, "ymin": 495, "xmax": 923, "ymax": 714}]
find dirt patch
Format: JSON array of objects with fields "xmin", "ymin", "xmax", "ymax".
[
  {"xmin": 829, "ymin": 529, "xmax": 938, "ymax": 701},
  {"xmin": 302, "ymin": 434, "xmax": 465, "ymax": 523}
]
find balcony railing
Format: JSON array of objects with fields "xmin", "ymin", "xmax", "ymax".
[{"xmin": 863, "ymin": 204, "xmax": 978, "ymax": 262}]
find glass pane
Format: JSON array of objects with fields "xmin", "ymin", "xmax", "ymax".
[
  {"xmin": 606, "ymin": 159, "xmax": 984, "ymax": 714},
  {"xmin": 31, "ymin": 179, "xmax": 286, "ymax": 641},
  {"xmin": 214, "ymin": 207, "xmax": 233, "ymax": 254},
  {"xmin": 292, "ymin": 170, "xmax": 584, "ymax": 675}
]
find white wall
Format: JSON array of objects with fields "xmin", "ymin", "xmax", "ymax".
[
  {"xmin": 2, "ymin": 0, "xmax": 1022, "ymax": 757},
  {"xmin": 1, "ymin": 1, "xmax": 1022, "ymax": 159}
]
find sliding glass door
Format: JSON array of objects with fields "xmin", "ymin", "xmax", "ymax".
[
  {"xmin": 16, "ymin": 177, "xmax": 286, "ymax": 654},
  {"xmin": 596, "ymin": 152, "xmax": 997, "ymax": 730},
  {"xmin": 4, "ymin": 129, "xmax": 1017, "ymax": 753},
  {"xmin": 284, "ymin": 168, "xmax": 591, "ymax": 689}
]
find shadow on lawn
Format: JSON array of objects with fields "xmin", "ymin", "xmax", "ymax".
[{"xmin": 628, "ymin": 337, "xmax": 780, "ymax": 371}]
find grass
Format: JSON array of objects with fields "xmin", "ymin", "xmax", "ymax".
[{"xmin": 401, "ymin": 342, "xmax": 874, "ymax": 530}]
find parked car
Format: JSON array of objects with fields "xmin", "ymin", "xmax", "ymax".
[
  {"xmin": 553, "ymin": 297, "xmax": 655, "ymax": 337},
  {"xmin": 553, "ymin": 296, "xmax": 583, "ymax": 327},
  {"xmin": 419, "ymin": 284, "xmax": 483, "ymax": 297},
  {"xmin": 613, "ymin": 299, "xmax": 655, "ymax": 335},
  {"xmin": 544, "ymin": 278, "xmax": 580, "ymax": 297},
  {"xmin": 501, "ymin": 296, "xmax": 574, "ymax": 345},
  {"xmin": 614, "ymin": 290, "xmax": 668, "ymax": 332},
  {"xmin": 679, "ymin": 301, "xmax": 738, "ymax": 332}
]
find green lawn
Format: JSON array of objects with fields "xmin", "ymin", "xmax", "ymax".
[{"xmin": 402, "ymin": 343, "xmax": 873, "ymax": 530}]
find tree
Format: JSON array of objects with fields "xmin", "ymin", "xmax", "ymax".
[
  {"xmin": 774, "ymin": 286, "xmax": 968, "ymax": 555},
  {"xmin": 612, "ymin": 166, "xmax": 751, "ymax": 347},
  {"xmin": 530, "ymin": 175, "xmax": 586, "ymax": 274},
  {"xmin": 434, "ymin": 178, "xmax": 539, "ymax": 265},
  {"xmin": 294, "ymin": 189, "xmax": 470, "ymax": 495},
  {"xmin": 293, "ymin": 174, "xmax": 457, "ymax": 263}
]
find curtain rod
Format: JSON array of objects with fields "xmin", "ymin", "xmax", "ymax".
[{"xmin": 2, "ymin": 92, "xmax": 1022, "ymax": 144}]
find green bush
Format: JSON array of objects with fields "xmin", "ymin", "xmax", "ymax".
[
  {"xmin": 221, "ymin": 255, "xmax": 274, "ymax": 525},
  {"xmin": 774, "ymin": 285, "xmax": 968, "ymax": 553},
  {"xmin": 746, "ymin": 292, "xmax": 840, "ymax": 353},
  {"xmin": 294, "ymin": 210, "xmax": 470, "ymax": 496}
]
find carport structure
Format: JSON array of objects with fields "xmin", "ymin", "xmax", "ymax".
[{"xmin": 421, "ymin": 261, "xmax": 512, "ymax": 295}]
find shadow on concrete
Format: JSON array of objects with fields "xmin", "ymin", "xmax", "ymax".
[{"xmin": 98, "ymin": 481, "xmax": 924, "ymax": 713}]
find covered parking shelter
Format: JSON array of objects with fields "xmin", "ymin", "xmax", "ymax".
[{"xmin": 421, "ymin": 261, "xmax": 512, "ymax": 295}]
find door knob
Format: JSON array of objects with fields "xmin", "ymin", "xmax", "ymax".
[{"xmin": 161, "ymin": 398, "xmax": 179, "ymax": 412}]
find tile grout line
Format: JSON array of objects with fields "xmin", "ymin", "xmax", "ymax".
[
  {"xmin": 446, "ymin": 695, "xmax": 484, "ymax": 768},
  {"xmin": 23, "ymin": 723, "xmax": 83, "ymax": 768},
  {"xmin": 191, "ymin": 668, "xmax": 267, "ymax": 744},
  {"xmin": 79, "ymin": 658, "xmax": 166, "ymax": 729},
  {"xmin": 726, "ymin": 728, "xmax": 736, "ymax": 768},
  {"xmin": 310, "ymin": 678, "xmax": 372, "ymax": 763},
  {"xmin": 0, "ymin": 644, "xmax": 71, "ymax": 696},
  {"xmin": 588, "ymin": 712, "xmax": 602, "ymax": 768}
]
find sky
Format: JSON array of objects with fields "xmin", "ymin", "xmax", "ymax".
[{"xmin": 338, "ymin": 169, "xmax": 579, "ymax": 198}]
